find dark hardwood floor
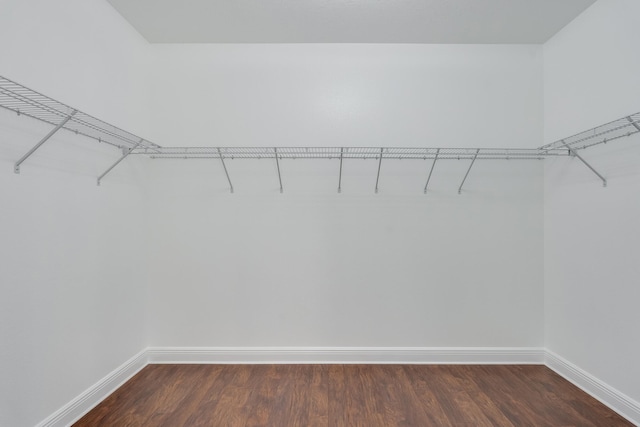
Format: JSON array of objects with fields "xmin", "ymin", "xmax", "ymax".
[{"xmin": 74, "ymin": 364, "xmax": 633, "ymax": 426}]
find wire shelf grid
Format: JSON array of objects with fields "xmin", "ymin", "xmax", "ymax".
[
  {"xmin": 136, "ymin": 146, "xmax": 568, "ymax": 160},
  {"xmin": 0, "ymin": 76, "xmax": 159, "ymax": 151},
  {"xmin": 1, "ymin": 74, "xmax": 638, "ymax": 188},
  {"xmin": 540, "ymin": 112, "xmax": 640, "ymax": 151}
]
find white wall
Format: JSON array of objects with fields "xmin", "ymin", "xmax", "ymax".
[
  {"xmin": 0, "ymin": 2, "xmax": 556, "ymax": 423},
  {"xmin": 146, "ymin": 45, "xmax": 545, "ymax": 348},
  {"xmin": 0, "ymin": 1, "xmax": 151, "ymax": 426},
  {"xmin": 544, "ymin": 0, "xmax": 640, "ymax": 405},
  {"xmin": 148, "ymin": 44, "xmax": 542, "ymax": 149}
]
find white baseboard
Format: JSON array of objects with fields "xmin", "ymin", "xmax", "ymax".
[
  {"xmin": 38, "ymin": 347, "xmax": 640, "ymax": 427},
  {"xmin": 545, "ymin": 351, "xmax": 640, "ymax": 426},
  {"xmin": 36, "ymin": 349, "xmax": 148, "ymax": 427},
  {"xmin": 34, "ymin": 346, "xmax": 542, "ymax": 427},
  {"xmin": 146, "ymin": 346, "xmax": 545, "ymax": 364}
]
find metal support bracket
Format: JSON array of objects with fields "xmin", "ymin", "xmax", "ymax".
[
  {"xmin": 458, "ymin": 149, "xmax": 480, "ymax": 194},
  {"xmin": 217, "ymin": 148, "xmax": 234, "ymax": 193},
  {"xmin": 96, "ymin": 139, "xmax": 142, "ymax": 186},
  {"xmin": 627, "ymin": 116, "xmax": 640, "ymax": 133},
  {"xmin": 338, "ymin": 147, "xmax": 344, "ymax": 193},
  {"xmin": 562, "ymin": 141, "xmax": 607, "ymax": 187},
  {"xmin": 274, "ymin": 147, "xmax": 283, "ymax": 193},
  {"xmin": 375, "ymin": 148, "xmax": 383, "ymax": 194},
  {"xmin": 14, "ymin": 110, "xmax": 77, "ymax": 174},
  {"xmin": 424, "ymin": 148, "xmax": 439, "ymax": 194}
]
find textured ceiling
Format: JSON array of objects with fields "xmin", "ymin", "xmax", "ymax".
[{"xmin": 107, "ymin": 0, "xmax": 597, "ymax": 44}]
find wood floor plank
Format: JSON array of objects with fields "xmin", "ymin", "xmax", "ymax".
[
  {"xmin": 445, "ymin": 365, "xmax": 517, "ymax": 427},
  {"xmin": 154, "ymin": 366, "xmax": 225, "ymax": 427},
  {"xmin": 74, "ymin": 364, "xmax": 177, "ymax": 426},
  {"xmin": 182, "ymin": 365, "xmax": 253, "ymax": 427},
  {"xmin": 327, "ymin": 365, "xmax": 347, "ymax": 427},
  {"xmin": 419, "ymin": 365, "xmax": 496, "ymax": 426},
  {"xmin": 307, "ymin": 365, "xmax": 329, "ymax": 427},
  {"xmin": 329, "ymin": 364, "xmax": 384, "ymax": 426},
  {"xmin": 515, "ymin": 365, "xmax": 631, "ymax": 426},
  {"xmin": 466, "ymin": 365, "xmax": 554, "ymax": 426},
  {"xmin": 401, "ymin": 365, "xmax": 455, "ymax": 426},
  {"xmin": 373, "ymin": 365, "xmax": 433, "ymax": 426},
  {"xmin": 501, "ymin": 365, "xmax": 601, "ymax": 427},
  {"xmin": 74, "ymin": 364, "xmax": 634, "ymax": 427}
]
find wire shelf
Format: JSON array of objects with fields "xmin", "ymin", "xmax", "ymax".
[
  {"xmin": 540, "ymin": 112, "xmax": 640, "ymax": 151},
  {"xmin": 1, "ymin": 74, "xmax": 638, "ymax": 188},
  {"xmin": 0, "ymin": 76, "xmax": 159, "ymax": 151},
  {"xmin": 135, "ymin": 146, "xmax": 568, "ymax": 160}
]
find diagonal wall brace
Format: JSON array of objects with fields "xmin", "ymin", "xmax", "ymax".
[
  {"xmin": 424, "ymin": 148, "xmax": 439, "ymax": 194},
  {"xmin": 14, "ymin": 110, "xmax": 77, "ymax": 174},
  {"xmin": 562, "ymin": 142, "xmax": 607, "ymax": 187},
  {"xmin": 375, "ymin": 148, "xmax": 383, "ymax": 194},
  {"xmin": 274, "ymin": 147, "xmax": 283, "ymax": 193},
  {"xmin": 458, "ymin": 149, "xmax": 480, "ymax": 194},
  {"xmin": 338, "ymin": 147, "xmax": 344, "ymax": 193},
  {"xmin": 96, "ymin": 139, "xmax": 143, "ymax": 186},
  {"xmin": 217, "ymin": 148, "xmax": 234, "ymax": 193}
]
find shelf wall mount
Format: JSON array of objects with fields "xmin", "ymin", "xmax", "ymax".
[
  {"xmin": 14, "ymin": 109, "xmax": 77, "ymax": 174},
  {"xmin": 562, "ymin": 141, "xmax": 607, "ymax": 187},
  {"xmin": 274, "ymin": 147, "xmax": 283, "ymax": 193},
  {"xmin": 375, "ymin": 148, "xmax": 384, "ymax": 194},
  {"xmin": 338, "ymin": 147, "xmax": 344, "ymax": 193},
  {"xmin": 424, "ymin": 148, "xmax": 440, "ymax": 194},
  {"xmin": 97, "ymin": 140, "xmax": 144, "ymax": 186},
  {"xmin": 217, "ymin": 147, "xmax": 234, "ymax": 193},
  {"xmin": 458, "ymin": 149, "xmax": 480, "ymax": 194}
]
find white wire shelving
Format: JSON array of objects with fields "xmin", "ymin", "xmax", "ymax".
[
  {"xmin": 134, "ymin": 146, "xmax": 563, "ymax": 160},
  {"xmin": 1, "ymin": 74, "xmax": 638, "ymax": 191},
  {"xmin": 539, "ymin": 112, "xmax": 640, "ymax": 152},
  {"xmin": 131, "ymin": 146, "xmax": 568, "ymax": 194},
  {"xmin": 536, "ymin": 112, "xmax": 640, "ymax": 187},
  {"xmin": 0, "ymin": 75, "xmax": 160, "ymax": 183}
]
